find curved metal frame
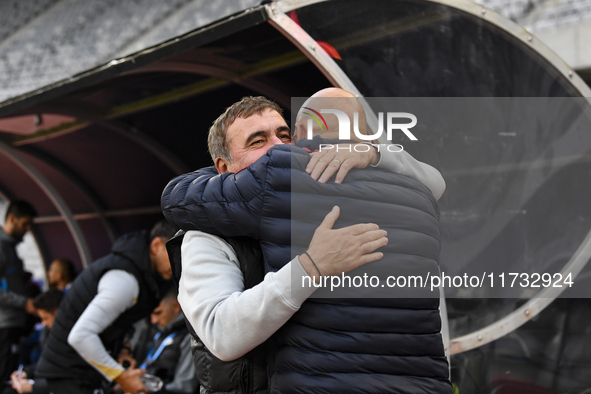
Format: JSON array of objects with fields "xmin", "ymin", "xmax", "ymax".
[
  {"xmin": 34, "ymin": 205, "xmax": 163, "ymax": 223},
  {"xmin": 0, "ymin": 191, "xmax": 51, "ymax": 276},
  {"xmin": 267, "ymin": 0, "xmax": 591, "ymax": 355},
  {"xmin": 266, "ymin": 4, "xmax": 385, "ymax": 142},
  {"xmin": 19, "ymin": 146, "xmax": 117, "ymax": 243},
  {"xmin": 268, "ymin": 3, "xmax": 361, "ymax": 93},
  {"xmin": 98, "ymin": 120, "xmax": 189, "ymax": 175},
  {"xmin": 450, "ymin": 228, "xmax": 591, "ymax": 354},
  {"xmin": 0, "ymin": 140, "xmax": 92, "ymax": 268},
  {"xmin": 9, "ymin": 104, "xmax": 190, "ymax": 176},
  {"xmin": 124, "ymin": 60, "xmax": 293, "ymax": 108},
  {"xmin": 272, "ymin": 0, "xmax": 591, "ymax": 97},
  {"xmin": 9, "ymin": 45, "xmax": 318, "ymax": 147}
]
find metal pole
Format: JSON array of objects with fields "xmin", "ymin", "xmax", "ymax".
[
  {"xmin": 266, "ymin": 4, "xmax": 385, "ymax": 143},
  {"xmin": 0, "ymin": 140, "xmax": 92, "ymax": 268},
  {"xmin": 19, "ymin": 146, "xmax": 117, "ymax": 243}
]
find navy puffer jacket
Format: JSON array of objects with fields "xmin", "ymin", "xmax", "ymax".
[{"xmin": 162, "ymin": 144, "xmax": 451, "ymax": 394}]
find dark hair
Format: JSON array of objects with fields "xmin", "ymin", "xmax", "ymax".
[
  {"xmin": 149, "ymin": 220, "xmax": 178, "ymax": 243},
  {"xmin": 163, "ymin": 284, "xmax": 178, "ymax": 301},
  {"xmin": 5, "ymin": 200, "xmax": 37, "ymax": 221},
  {"xmin": 33, "ymin": 289, "xmax": 64, "ymax": 312},
  {"xmin": 54, "ymin": 258, "xmax": 77, "ymax": 283}
]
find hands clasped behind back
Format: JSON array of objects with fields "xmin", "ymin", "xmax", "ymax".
[{"xmin": 300, "ymin": 206, "xmax": 388, "ymax": 282}]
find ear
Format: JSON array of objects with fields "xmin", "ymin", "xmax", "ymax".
[
  {"xmin": 173, "ymin": 300, "xmax": 181, "ymax": 314},
  {"xmin": 214, "ymin": 157, "xmax": 230, "ymax": 174},
  {"xmin": 150, "ymin": 237, "xmax": 164, "ymax": 256},
  {"xmin": 6, "ymin": 213, "xmax": 17, "ymax": 225},
  {"xmin": 3, "ymin": 214, "xmax": 16, "ymax": 232}
]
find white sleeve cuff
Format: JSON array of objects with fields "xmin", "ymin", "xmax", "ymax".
[{"xmin": 268, "ymin": 256, "xmax": 317, "ymax": 309}]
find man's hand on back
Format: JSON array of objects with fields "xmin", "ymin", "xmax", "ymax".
[
  {"xmin": 306, "ymin": 144, "xmax": 379, "ymax": 184},
  {"xmin": 300, "ymin": 206, "xmax": 387, "ymax": 282}
]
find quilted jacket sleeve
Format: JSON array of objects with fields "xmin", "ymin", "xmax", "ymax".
[
  {"xmin": 161, "ymin": 144, "xmax": 306, "ymax": 239},
  {"xmin": 161, "ymin": 164, "xmax": 264, "ymax": 238}
]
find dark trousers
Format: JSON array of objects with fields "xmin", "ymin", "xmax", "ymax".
[
  {"xmin": 0, "ymin": 328, "xmax": 20, "ymax": 385},
  {"xmin": 47, "ymin": 378, "xmax": 109, "ymax": 394},
  {"xmin": 1, "ymin": 386, "xmax": 17, "ymax": 394}
]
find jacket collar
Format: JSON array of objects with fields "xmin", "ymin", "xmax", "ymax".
[
  {"xmin": 0, "ymin": 227, "xmax": 18, "ymax": 245},
  {"xmin": 159, "ymin": 312, "xmax": 186, "ymax": 336}
]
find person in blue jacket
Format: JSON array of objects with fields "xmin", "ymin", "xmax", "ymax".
[{"xmin": 162, "ymin": 90, "xmax": 451, "ymax": 393}]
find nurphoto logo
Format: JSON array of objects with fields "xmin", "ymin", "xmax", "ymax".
[{"xmin": 302, "ymin": 108, "xmax": 418, "ymax": 141}]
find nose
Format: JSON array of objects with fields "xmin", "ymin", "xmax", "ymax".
[
  {"xmin": 270, "ymin": 134, "xmax": 284, "ymax": 146},
  {"xmin": 151, "ymin": 315, "xmax": 158, "ymax": 325}
]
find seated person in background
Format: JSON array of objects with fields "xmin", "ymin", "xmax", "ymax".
[
  {"xmin": 116, "ymin": 286, "xmax": 198, "ymax": 394},
  {"xmin": 18, "ymin": 272, "xmax": 42, "ymax": 365},
  {"xmin": 6, "ymin": 289, "xmax": 64, "ymax": 394},
  {"xmin": 46, "ymin": 259, "xmax": 76, "ymax": 293}
]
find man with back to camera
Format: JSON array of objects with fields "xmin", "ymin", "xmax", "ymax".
[
  {"xmin": 162, "ymin": 90, "xmax": 451, "ymax": 393},
  {"xmin": 0, "ymin": 200, "xmax": 38, "ymax": 388},
  {"xmin": 292, "ymin": 88, "xmax": 445, "ymax": 194},
  {"xmin": 34, "ymin": 220, "xmax": 177, "ymax": 394}
]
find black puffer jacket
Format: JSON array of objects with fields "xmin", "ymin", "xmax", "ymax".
[
  {"xmin": 36, "ymin": 231, "xmax": 170, "ymax": 383},
  {"xmin": 167, "ymin": 233, "xmax": 269, "ymax": 394},
  {"xmin": 162, "ymin": 144, "xmax": 451, "ymax": 394}
]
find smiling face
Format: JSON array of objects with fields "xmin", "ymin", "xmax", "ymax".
[{"xmin": 215, "ymin": 108, "xmax": 291, "ymax": 174}]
